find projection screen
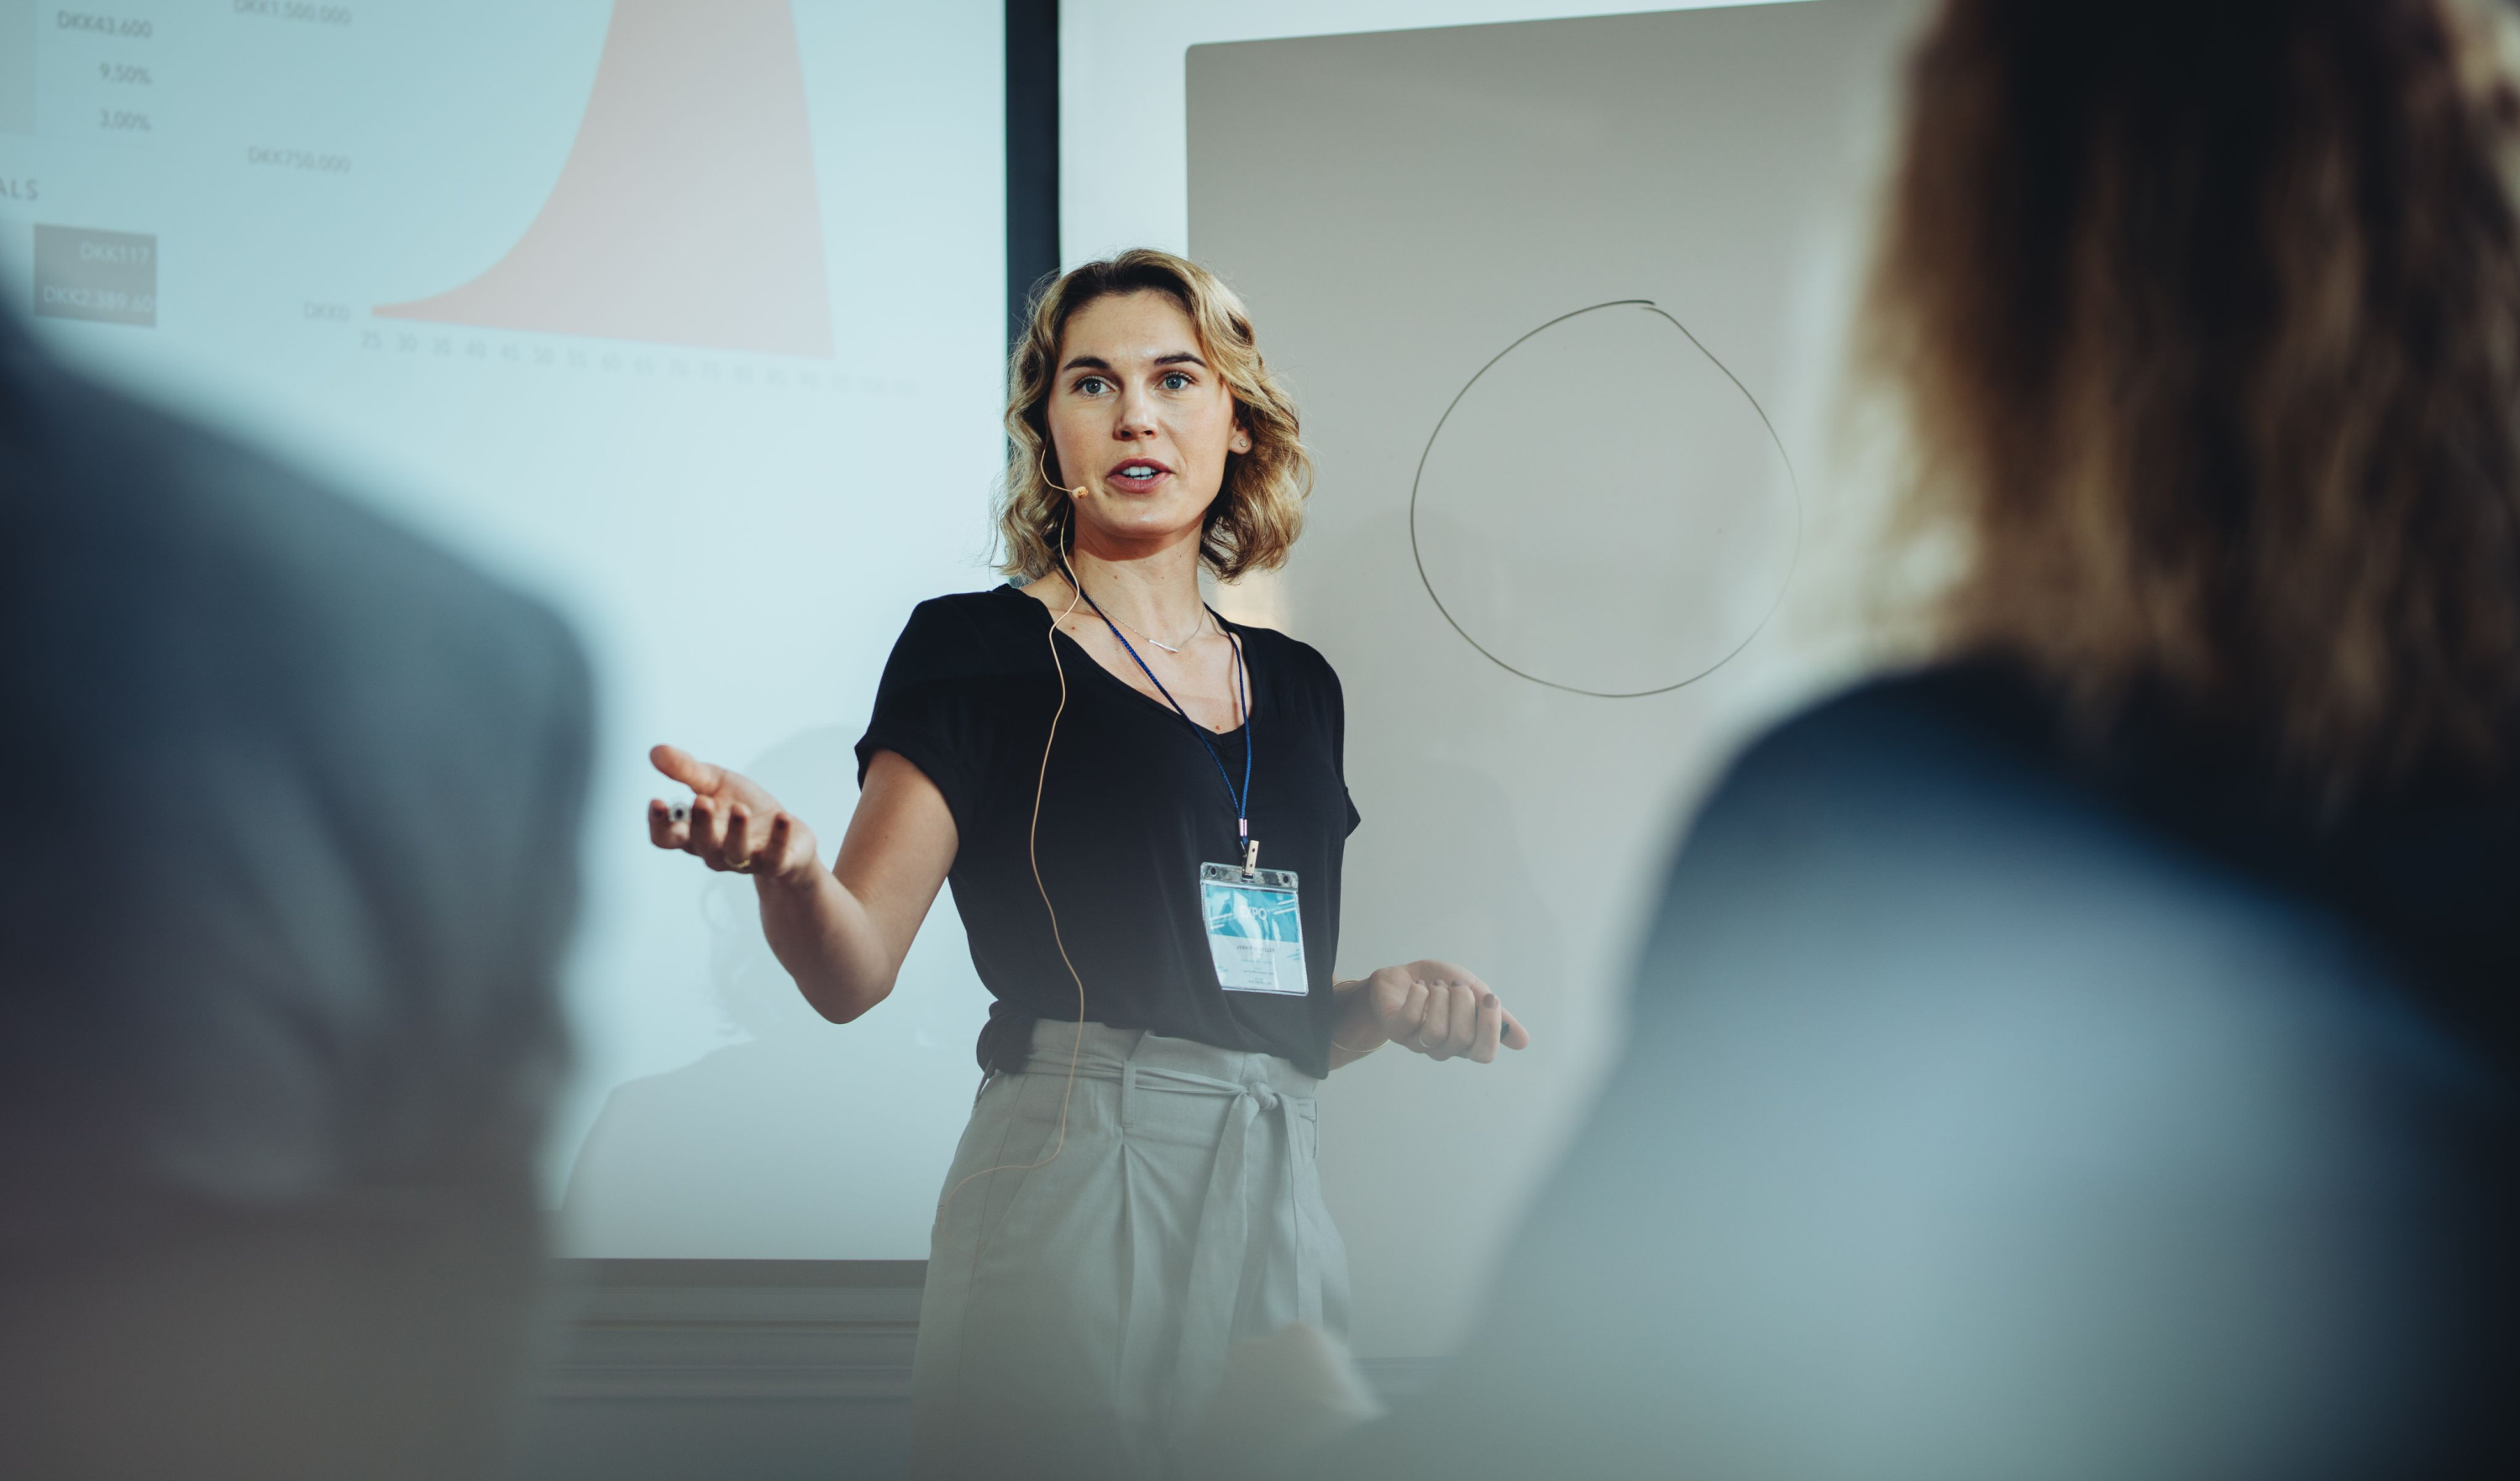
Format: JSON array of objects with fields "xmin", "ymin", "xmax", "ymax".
[{"xmin": 0, "ymin": 0, "xmax": 1006, "ymax": 1258}]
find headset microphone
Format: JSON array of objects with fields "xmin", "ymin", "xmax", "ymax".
[{"xmin": 1040, "ymin": 449, "xmax": 1091, "ymax": 498}]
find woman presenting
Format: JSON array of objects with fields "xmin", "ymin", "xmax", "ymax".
[{"xmin": 646, "ymin": 249, "xmax": 1527, "ymax": 1478}]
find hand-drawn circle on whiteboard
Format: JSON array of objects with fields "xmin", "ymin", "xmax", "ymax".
[{"xmin": 1409, "ymin": 301, "xmax": 1802, "ymax": 698}]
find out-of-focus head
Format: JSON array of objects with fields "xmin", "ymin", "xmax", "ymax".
[
  {"xmin": 999, "ymin": 249, "xmax": 1310, "ymax": 580},
  {"xmin": 1869, "ymin": 0, "xmax": 2520, "ymax": 802}
]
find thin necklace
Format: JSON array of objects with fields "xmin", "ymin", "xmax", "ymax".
[{"xmin": 1073, "ymin": 578, "xmax": 1214, "ymax": 654}]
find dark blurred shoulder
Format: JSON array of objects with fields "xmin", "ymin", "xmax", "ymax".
[
  {"xmin": 1633, "ymin": 658, "xmax": 2349, "ymax": 1058},
  {"xmin": 1328, "ymin": 660, "xmax": 2517, "ymax": 1481},
  {"xmin": 1663, "ymin": 662, "xmax": 2082, "ymax": 885},
  {"xmin": 0, "ymin": 324, "xmax": 592, "ymax": 1224},
  {"xmin": 45, "ymin": 363, "xmax": 578, "ymax": 696},
  {"xmin": 1714, "ymin": 661, "xmax": 2061, "ymax": 796},
  {"xmin": 1698, "ymin": 660, "xmax": 2519, "ymax": 1063}
]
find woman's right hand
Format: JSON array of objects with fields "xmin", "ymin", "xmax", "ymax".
[
  {"xmin": 647, "ymin": 743, "xmax": 822, "ymax": 884},
  {"xmin": 645, "ymin": 743, "xmax": 953, "ymax": 1023}
]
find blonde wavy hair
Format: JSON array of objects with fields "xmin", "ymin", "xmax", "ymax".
[{"xmin": 998, "ymin": 249, "xmax": 1311, "ymax": 582}]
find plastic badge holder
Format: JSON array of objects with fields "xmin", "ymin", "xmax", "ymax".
[{"xmin": 1200, "ymin": 862, "xmax": 1307, "ymax": 995}]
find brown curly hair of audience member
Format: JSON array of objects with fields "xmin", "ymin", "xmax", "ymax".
[{"xmin": 1866, "ymin": 0, "xmax": 2520, "ymax": 806}]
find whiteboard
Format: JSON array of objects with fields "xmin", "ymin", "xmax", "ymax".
[{"xmin": 1187, "ymin": 0, "xmax": 1919, "ymax": 1355}]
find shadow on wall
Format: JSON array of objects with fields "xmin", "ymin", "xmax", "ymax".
[{"xmin": 559, "ymin": 727, "xmax": 989, "ymax": 1258}]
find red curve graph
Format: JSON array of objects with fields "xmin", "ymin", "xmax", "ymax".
[{"xmin": 378, "ymin": 0, "xmax": 833, "ymax": 358}]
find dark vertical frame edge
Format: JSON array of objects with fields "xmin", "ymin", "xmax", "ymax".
[{"xmin": 1005, "ymin": 0, "xmax": 1060, "ymax": 351}]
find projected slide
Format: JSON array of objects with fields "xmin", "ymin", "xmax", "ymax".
[
  {"xmin": 3, "ymin": 1, "xmax": 1007, "ymax": 1261},
  {"xmin": 376, "ymin": 0, "xmax": 833, "ymax": 358}
]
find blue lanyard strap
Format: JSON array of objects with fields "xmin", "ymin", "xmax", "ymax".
[{"xmin": 1073, "ymin": 583, "xmax": 1254, "ymax": 848}]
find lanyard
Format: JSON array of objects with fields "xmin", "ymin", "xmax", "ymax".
[{"xmin": 1074, "ymin": 583, "xmax": 1257, "ymax": 867}]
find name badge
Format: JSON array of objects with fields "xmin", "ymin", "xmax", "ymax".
[{"xmin": 1200, "ymin": 862, "xmax": 1307, "ymax": 995}]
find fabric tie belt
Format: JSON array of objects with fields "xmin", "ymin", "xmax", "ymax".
[{"xmin": 1040, "ymin": 1023, "xmax": 1326, "ymax": 1439}]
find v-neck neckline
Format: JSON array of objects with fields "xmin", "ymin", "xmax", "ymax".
[{"xmin": 1010, "ymin": 583, "xmax": 1257, "ymax": 737}]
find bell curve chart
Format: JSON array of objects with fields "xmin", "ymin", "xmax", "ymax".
[{"xmin": 375, "ymin": 0, "xmax": 834, "ymax": 358}]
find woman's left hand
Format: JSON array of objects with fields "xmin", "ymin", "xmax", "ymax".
[{"xmin": 1332, "ymin": 960, "xmax": 1530, "ymax": 1066}]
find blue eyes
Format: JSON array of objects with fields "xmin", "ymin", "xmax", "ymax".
[{"xmin": 1070, "ymin": 372, "xmax": 1196, "ymax": 396}]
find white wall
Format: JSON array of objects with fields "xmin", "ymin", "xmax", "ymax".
[{"xmin": 1060, "ymin": 0, "xmax": 1810, "ymax": 268}]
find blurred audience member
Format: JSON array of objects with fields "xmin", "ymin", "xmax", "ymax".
[
  {"xmin": 0, "ymin": 309, "xmax": 592, "ymax": 1480},
  {"xmin": 1221, "ymin": 2, "xmax": 2520, "ymax": 1476}
]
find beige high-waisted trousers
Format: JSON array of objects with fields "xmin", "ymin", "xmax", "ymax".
[{"xmin": 908, "ymin": 1020, "xmax": 1350, "ymax": 1480}]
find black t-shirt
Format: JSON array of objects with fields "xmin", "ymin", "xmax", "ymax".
[{"xmin": 853, "ymin": 584, "xmax": 1360, "ymax": 1077}]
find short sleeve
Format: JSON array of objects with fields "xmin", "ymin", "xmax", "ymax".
[
  {"xmin": 853, "ymin": 598, "xmax": 995, "ymax": 833},
  {"xmin": 1321, "ymin": 645, "xmax": 1362, "ymax": 835}
]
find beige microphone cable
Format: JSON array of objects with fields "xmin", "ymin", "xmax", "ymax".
[
  {"xmin": 922, "ymin": 481, "xmax": 1110, "ymax": 1458},
  {"xmin": 931, "ymin": 493, "xmax": 1096, "ymax": 1255}
]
